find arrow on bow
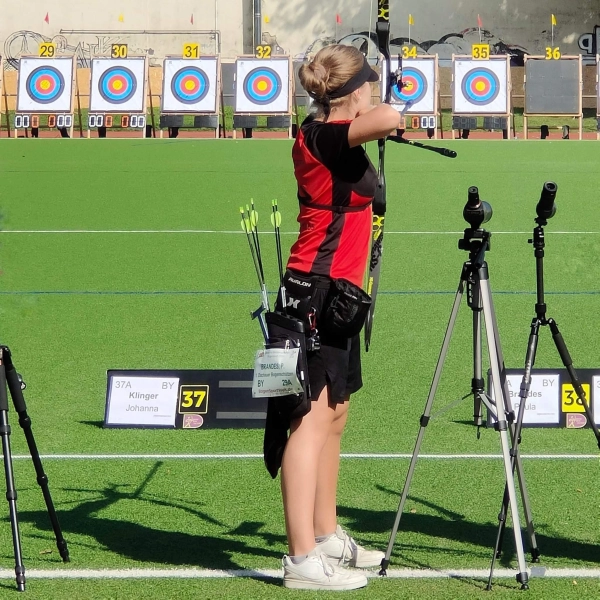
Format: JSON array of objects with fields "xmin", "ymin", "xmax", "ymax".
[{"xmin": 364, "ymin": 0, "xmax": 400, "ymax": 351}]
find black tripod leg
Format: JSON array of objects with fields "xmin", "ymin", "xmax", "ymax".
[
  {"xmin": 488, "ymin": 319, "xmax": 541, "ymax": 589},
  {"xmin": 0, "ymin": 362, "xmax": 26, "ymax": 591},
  {"xmin": 2, "ymin": 347, "xmax": 70, "ymax": 562},
  {"xmin": 548, "ymin": 321, "xmax": 600, "ymax": 447}
]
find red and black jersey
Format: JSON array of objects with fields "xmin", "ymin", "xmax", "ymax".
[{"xmin": 287, "ymin": 117, "xmax": 377, "ymax": 287}]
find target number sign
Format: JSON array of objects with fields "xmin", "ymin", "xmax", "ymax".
[
  {"xmin": 561, "ymin": 384, "xmax": 591, "ymax": 413},
  {"xmin": 178, "ymin": 386, "xmax": 209, "ymax": 415},
  {"xmin": 235, "ymin": 57, "xmax": 291, "ymax": 113},
  {"xmin": 39, "ymin": 43, "xmax": 56, "ymax": 58},
  {"xmin": 472, "ymin": 44, "xmax": 490, "ymax": 60},
  {"xmin": 401, "ymin": 46, "xmax": 418, "ymax": 59},
  {"xmin": 111, "ymin": 44, "xmax": 128, "ymax": 59},
  {"xmin": 545, "ymin": 47, "xmax": 562, "ymax": 60},
  {"xmin": 255, "ymin": 45, "xmax": 272, "ymax": 59},
  {"xmin": 183, "ymin": 43, "xmax": 200, "ymax": 59}
]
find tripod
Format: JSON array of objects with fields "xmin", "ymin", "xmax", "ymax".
[
  {"xmin": 379, "ymin": 226, "xmax": 530, "ymax": 590},
  {"xmin": 488, "ymin": 183, "xmax": 600, "ymax": 586},
  {"xmin": 0, "ymin": 345, "xmax": 69, "ymax": 591}
]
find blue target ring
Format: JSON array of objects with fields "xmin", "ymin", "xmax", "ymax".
[
  {"xmin": 26, "ymin": 67, "xmax": 65, "ymax": 104},
  {"xmin": 243, "ymin": 67, "xmax": 282, "ymax": 105},
  {"xmin": 461, "ymin": 68, "xmax": 500, "ymax": 105},
  {"xmin": 171, "ymin": 66, "xmax": 209, "ymax": 104},
  {"xmin": 392, "ymin": 67, "xmax": 427, "ymax": 104},
  {"xmin": 99, "ymin": 66, "xmax": 137, "ymax": 104}
]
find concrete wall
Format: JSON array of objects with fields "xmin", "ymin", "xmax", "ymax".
[{"xmin": 1, "ymin": 1, "xmax": 599, "ymax": 66}]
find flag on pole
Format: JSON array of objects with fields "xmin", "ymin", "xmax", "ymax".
[
  {"xmin": 551, "ymin": 14, "xmax": 557, "ymax": 26},
  {"xmin": 44, "ymin": 12, "xmax": 50, "ymax": 24},
  {"xmin": 336, "ymin": 14, "xmax": 342, "ymax": 25},
  {"xmin": 190, "ymin": 14, "xmax": 194, "ymax": 25},
  {"xmin": 118, "ymin": 13, "xmax": 124, "ymax": 23},
  {"xmin": 477, "ymin": 14, "xmax": 483, "ymax": 28},
  {"xmin": 409, "ymin": 15, "xmax": 414, "ymax": 26},
  {"xmin": 264, "ymin": 16, "xmax": 270, "ymax": 24}
]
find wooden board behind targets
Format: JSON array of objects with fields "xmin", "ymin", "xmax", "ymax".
[
  {"xmin": 162, "ymin": 56, "xmax": 219, "ymax": 114},
  {"xmin": 524, "ymin": 56, "xmax": 582, "ymax": 116},
  {"xmin": 452, "ymin": 55, "xmax": 510, "ymax": 116},
  {"xmin": 89, "ymin": 57, "xmax": 147, "ymax": 113},
  {"xmin": 17, "ymin": 55, "xmax": 75, "ymax": 113},
  {"xmin": 234, "ymin": 56, "xmax": 291, "ymax": 114},
  {"xmin": 390, "ymin": 56, "xmax": 438, "ymax": 115}
]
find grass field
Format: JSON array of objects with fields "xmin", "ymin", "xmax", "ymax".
[{"xmin": 0, "ymin": 138, "xmax": 598, "ymax": 598}]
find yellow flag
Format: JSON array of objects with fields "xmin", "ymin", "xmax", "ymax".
[
  {"xmin": 264, "ymin": 16, "xmax": 270, "ymax": 24},
  {"xmin": 551, "ymin": 14, "xmax": 557, "ymax": 26},
  {"xmin": 408, "ymin": 14, "xmax": 414, "ymax": 26},
  {"xmin": 118, "ymin": 13, "xmax": 124, "ymax": 23}
]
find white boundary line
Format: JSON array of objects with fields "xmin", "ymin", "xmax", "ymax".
[
  {"xmin": 12, "ymin": 453, "xmax": 599, "ymax": 460},
  {"xmin": 0, "ymin": 230, "xmax": 598, "ymax": 235},
  {"xmin": 0, "ymin": 567, "xmax": 598, "ymax": 580}
]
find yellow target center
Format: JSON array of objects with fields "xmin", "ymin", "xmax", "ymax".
[
  {"xmin": 185, "ymin": 80, "xmax": 195, "ymax": 90},
  {"xmin": 113, "ymin": 80, "xmax": 123, "ymax": 91},
  {"xmin": 257, "ymin": 81, "xmax": 268, "ymax": 92},
  {"xmin": 475, "ymin": 81, "xmax": 486, "ymax": 92},
  {"xmin": 40, "ymin": 80, "xmax": 51, "ymax": 90},
  {"xmin": 404, "ymin": 81, "xmax": 414, "ymax": 91}
]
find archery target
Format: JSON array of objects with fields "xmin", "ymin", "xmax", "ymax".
[
  {"xmin": 162, "ymin": 57, "xmax": 218, "ymax": 113},
  {"xmin": 17, "ymin": 56, "xmax": 74, "ymax": 112},
  {"xmin": 235, "ymin": 57, "xmax": 290, "ymax": 113},
  {"xmin": 390, "ymin": 57, "xmax": 436, "ymax": 114},
  {"xmin": 453, "ymin": 58, "xmax": 509, "ymax": 114},
  {"xmin": 90, "ymin": 57, "xmax": 146, "ymax": 113}
]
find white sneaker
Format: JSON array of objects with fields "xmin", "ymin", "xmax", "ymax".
[
  {"xmin": 282, "ymin": 548, "xmax": 368, "ymax": 590},
  {"xmin": 316, "ymin": 525, "xmax": 384, "ymax": 568}
]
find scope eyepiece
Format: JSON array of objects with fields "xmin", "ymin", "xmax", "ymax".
[
  {"xmin": 463, "ymin": 186, "xmax": 493, "ymax": 229},
  {"xmin": 536, "ymin": 181, "xmax": 557, "ymax": 221}
]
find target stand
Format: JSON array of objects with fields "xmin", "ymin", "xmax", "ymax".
[
  {"xmin": 233, "ymin": 56, "xmax": 293, "ymax": 139},
  {"xmin": 0, "ymin": 56, "xmax": 5, "ymax": 137},
  {"xmin": 159, "ymin": 55, "xmax": 222, "ymax": 139},
  {"xmin": 523, "ymin": 55, "xmax": 583, "ymax": 140},
  {"xmin": 596, "ymin": 55, "xmax": 600, "ymax": 141},
  {"xmin": 88, "ymin": 55, "xmax": 149, "ymax": 138},
  {"xmin": 15, "ymin": 55, "xmax": 76, "ymax": 139},
  {"xmin": 451, "ymin": 55, "xmax": 512, "ymax": 140}
]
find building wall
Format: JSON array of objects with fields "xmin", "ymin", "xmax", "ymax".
[{"xmin": 1, "ymin": 1, "xmax": 599, "ymax": 67}]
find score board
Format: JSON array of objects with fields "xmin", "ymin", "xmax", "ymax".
[
  {"xmin": 487, "ymin": 368, "xmax": 600, "ymax": 428},
  {"xmin": 105, "ymin": 370, "xmax": 265, "ymax": 429}
]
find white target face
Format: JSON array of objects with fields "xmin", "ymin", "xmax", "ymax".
[
  {"xmin": 235, "ymin": 57, "xmax": 290, "ymax": 113},
  {"xmin": 90, "ymin": 57, "xmax": 146, "ymax": 113},
  {"xmin": 453, "ymin": 58, "xmax": 510, "ymax": 115},
  {"xmin": 390, "ymin": 57, "xmax": 436, "ymax": 114},
  {"xmin": 162, "ymin": 57, "xmax": 218, "ymax": 113},
  {"xmin": 17, "ymin": 56, "xmax": 74, "ymax": 113}
]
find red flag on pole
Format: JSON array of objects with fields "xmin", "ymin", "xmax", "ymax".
[
  {"xmin": 44, "ymin": 12, "xmax": 50, "ymax": 24},
  {"xmin": 336, "ymin": 14, "xmax": 342, "ymax": 25},
  {"xmin": 190, "ymin": 14, "xmax": 194, "ymax": 25},
  {"xmin": 477, "ymin": 14, "xmax": 482, "ymax": 28}
]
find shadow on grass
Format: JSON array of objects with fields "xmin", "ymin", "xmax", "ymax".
[{"xmin": 12, "ymin": 461, "xmax": 282, "ymax": 579}]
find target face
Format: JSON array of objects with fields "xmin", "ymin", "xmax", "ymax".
[
  {"xmin": 453, "ymin": 57, "xmax": 510, "ymax": 115},
  {"xmin": 89, "ymin": 58, "xmax": 146, "ymax": 113},
  {"xmin": 99, "ymin": 66, "xmax": 137, "ymax": 104},
  {"xmin": 243, "ymin": 68, "xmax": 282, "ymax": 105},
  {"xmin": 26, "ymin": 67, "xmax": 64, "ymax": 104},
  {"xmin": 235, "ymin": 58, "xmax": 291, "ymax": 113},
  {"xmin": 389, "ymin": 57, "xmax": 437, "ymax": 114},
  {"xmin": 162, "ymin": 58, "xmax": 218, "ymax": 113},
  {"xmin": 461, "ymin": 68, "xmax": 499, "ymax": 105},
  {"xmin": 171, "ymin": 66, "xmax": 209, "ymax": 104},
  {"xmin": 17, "ymin": 57, "xmax": 74, "ymax": 112},
  {"xmin": 392, "ymin": 68, "xmax": 427, "ymax": 104}
]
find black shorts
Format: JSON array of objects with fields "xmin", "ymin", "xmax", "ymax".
[{"xmin": 307, "ymin": 333, "xmax": 362, "ymax": 403}]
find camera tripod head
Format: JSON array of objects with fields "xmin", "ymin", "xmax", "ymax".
[{"xmin": 535, "ymin": 181, "xmax": 557, "ymax": 225}]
